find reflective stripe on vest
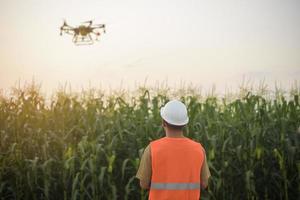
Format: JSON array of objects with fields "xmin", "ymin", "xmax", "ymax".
[{"xmin": 151, "ymin": 182, "xmax": 200, "ymax": 190}]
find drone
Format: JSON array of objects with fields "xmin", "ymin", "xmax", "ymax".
[{"xmin": 60, "ymin": 20, "xmax": 106, "ymax": 45}]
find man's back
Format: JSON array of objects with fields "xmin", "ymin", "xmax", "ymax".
[{"xmin": 149, "ymin": 137, "xmax": 204, "ymax": 200}]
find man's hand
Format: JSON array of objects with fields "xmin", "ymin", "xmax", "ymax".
[
  {"xmin": 201, "ymin": 181, "xmax": 208, "ymax": 189},
  {"xmin": 140, "ymin": 180, "xmax": 150, "ymax": 189}
]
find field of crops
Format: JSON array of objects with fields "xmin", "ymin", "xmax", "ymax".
[{"xmin": 0, "ymin": 83, "xmax": 299, "ymax": 200}]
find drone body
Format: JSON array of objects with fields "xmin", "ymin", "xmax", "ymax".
[{"xmin": 60, "ymin": 20, "xmax": 105, "ymax": 45}]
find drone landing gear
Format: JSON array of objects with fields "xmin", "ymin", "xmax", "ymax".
[{"xmin": 72, "ymin": 35, "xmax": 94, "ymax": 45}]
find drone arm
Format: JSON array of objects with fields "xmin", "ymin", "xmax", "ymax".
[
  {"xmin": 91, "ymin": 24, "xmax": 106, "ymax": 34},
  {"xmin": 65, "ymin": 31, "xmax": 75, "ymax": 35},
  {"xmin": 60, "ymin": 26, "xmax": 75, "ymax": 35},
  {"xmin": 92, "ymin": 24, "xmax": 105, "ymax": 28}
]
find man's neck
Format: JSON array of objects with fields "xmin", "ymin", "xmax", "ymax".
[{"xmin": 165, "ymin": 131, "xmax": 185, "ymax": 138}]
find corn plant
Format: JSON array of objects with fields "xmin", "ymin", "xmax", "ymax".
[{"xmin": 0, "ymin": 83, "xmax": 299, "ymax": 200}]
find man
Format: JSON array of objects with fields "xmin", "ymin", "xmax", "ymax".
[{"xmin": 136, "ymin": 100, "xmax": 211, "ymax": 200}]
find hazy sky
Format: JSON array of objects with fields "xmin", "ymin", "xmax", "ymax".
[{"xmin": 0, "ymin": 0, "xmax": 299, "ymax": 93}]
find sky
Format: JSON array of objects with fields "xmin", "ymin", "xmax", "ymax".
[{"xmin": 0, "ymin": 0, "xmax": 299, "ymax": 94}]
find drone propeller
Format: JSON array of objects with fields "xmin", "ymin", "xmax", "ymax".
[
  {"xmin": 92, "ymin": 24, "xmax": 106, "ymax": 33},
  {"xmin": 62, "ymin": 18, "xmax": 68, "ymax": 26},
  {"xmin": 82, "ymin": 20, "xmax": 93, "ymax": 23},
  {"xmin": 82, "ymin": 20, "xmax": 93, "ymax": 26},
  {"xmin": 60, "ymin": 19, "xmax": 67, "ymax": 35},
  {"xmin": 93, "ymin": 24, "xmax": 105, "ymax": 27}
]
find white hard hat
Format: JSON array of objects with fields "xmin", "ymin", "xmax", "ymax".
[{"xmin": 160, "ymin": 100, "xmax": 189, "ymax": 126}]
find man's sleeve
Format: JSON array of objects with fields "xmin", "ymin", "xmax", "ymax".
[
  {"xmin": 200, "ymin": 148, "xmax": 211, "ymax": 188},
  {"xmin": 136, "ymin": 144, "xmax": 152, "ymax": 186}
]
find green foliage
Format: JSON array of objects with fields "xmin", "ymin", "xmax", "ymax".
[{"xmin": 0, "ymin": 85, "xmax": 299, "ymax": 199}]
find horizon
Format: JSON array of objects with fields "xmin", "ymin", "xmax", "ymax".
[{"xmin": 1, "ymin": 78, "xmax": 298, "ymax": 100}]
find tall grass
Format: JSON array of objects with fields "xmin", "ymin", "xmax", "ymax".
[{"xmin": 0, "ymin": 83, "xmax": 299, "ymax": 199}]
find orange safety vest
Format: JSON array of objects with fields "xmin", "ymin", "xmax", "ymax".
[{"xmin": 149, "ymin": 137, "xmax": 204, "ymax": 200}]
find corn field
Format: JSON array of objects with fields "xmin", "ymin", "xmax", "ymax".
[{"xmin": 0, "ymin": 83, "xmax": 299, "ymax": 200}]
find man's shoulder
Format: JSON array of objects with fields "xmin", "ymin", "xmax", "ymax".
[
  {"xmin": 185, "ymin": 138, "xmax": 206, "ymax": 154},
  {"xmin": 149, "ymin": 137, "xmax": 166, "ymax": 145},
  {"xmin": 186, "ymin": 138, "xmax": 203, "ymax": 146},
  {"xmin": 144, "ymin": 144, "xmax": 151, "ymax": 152}
]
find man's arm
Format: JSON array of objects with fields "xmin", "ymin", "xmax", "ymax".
[
  {"xmin": 200, "ymin": 148, "xmax": 211, "ymax": 189},
  {"xmin": 136, "ymin": 145, "xmax": 152, "ymax": 189}
]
